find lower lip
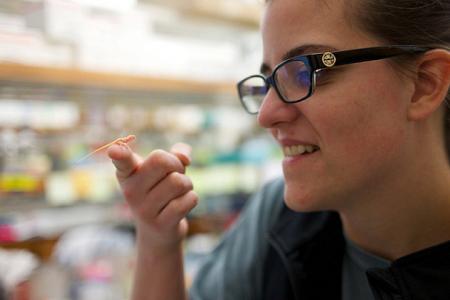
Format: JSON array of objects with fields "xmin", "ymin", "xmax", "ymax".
[{"xmin": 282, "ymin": 151, "xmax": 320, "ymax": 168}]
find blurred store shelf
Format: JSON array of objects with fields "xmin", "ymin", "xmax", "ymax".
[
  {"xmin": 0, "ymin": 62, "xmax": 237, "ymax": 95},
  {"xmin": 143, "ymin": 0, "xmax": 262, "ymax": 28},
  {"xmin": 0, "ymin": 4, "xmax": 272, "ymax": 291},
  {"xmin": 0, "ymin": 200, "xmax": 132, "ymax": 242}
]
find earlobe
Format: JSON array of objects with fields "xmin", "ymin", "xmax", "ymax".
[{"xmin": 407, "ymin": 49, "xmax": 450, "ymax": 121}]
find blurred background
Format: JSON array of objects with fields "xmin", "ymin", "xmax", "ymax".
[{"xmin": 0, "ymin": 0, "xmax": 283, "ymax": 299}]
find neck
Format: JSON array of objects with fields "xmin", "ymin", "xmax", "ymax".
[{"xmin": 339, "ymin": 156, "xmax": 450, "ymax": 261}]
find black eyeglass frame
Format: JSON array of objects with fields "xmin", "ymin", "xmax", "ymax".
[{"xmin": 237, "ymin": 45, "xmax": 432, "ymax": 114}]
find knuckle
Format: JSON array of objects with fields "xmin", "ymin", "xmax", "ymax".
[
  {"xmin": 147, "ymin": 150, "xmax": 180, "ymax": 172},
  {"xmin": 186, "ymin": 191, "xmax": 199, "ymax": 209},
  {"xmin": 168, "ymin": 172, "xmax": 193, "ymax": 193},
  {"xmin": 174, "ymin": 191, "xmax": 198, "ymax": 216},
  {"xmin": 170, "ymin": 200, "xmax": 186, "ymax": 217}
]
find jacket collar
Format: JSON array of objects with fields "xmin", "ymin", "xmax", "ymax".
[
  {"xmin": 268, "ymin": 204, "xmax": 450, "ymax": 300},
  {"xmin": 267, "ymin": 206, "xmax": 345, "ymax": 299}
]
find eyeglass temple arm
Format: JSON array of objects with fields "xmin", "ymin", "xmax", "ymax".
[{"xmin": 310, "ymin": 45, "xmax": 431, "ymax": 70}]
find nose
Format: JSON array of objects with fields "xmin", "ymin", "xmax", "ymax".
[{"xmin": 257, "ymin": 88, "xmax": 299, "ymax": 128}]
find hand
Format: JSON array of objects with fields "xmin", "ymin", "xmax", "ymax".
[{"xmin": 107, "ymin": 142, "xmax": 198, "ymax": 250}]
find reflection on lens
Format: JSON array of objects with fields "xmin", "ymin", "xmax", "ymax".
[
  {"xmin": 243, "ymin": 95, "xmax": 263, "ymax": 113},
  {"xmin": 275, "ymin": 60, "xmax": 310, "ymax": 101},
  {"xmin": 239, "ymin": 76, "xmax": 267, "ymax": 113}
]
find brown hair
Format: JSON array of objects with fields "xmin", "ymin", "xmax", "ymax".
[{"xmin": 353, "ymin": 0, "xmax": 450, "ymax": 160}]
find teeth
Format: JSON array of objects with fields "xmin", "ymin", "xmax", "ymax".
[
  {"xmin": 283, "ymin": 144, "xmax": 319, "ymax": 156},
  {"xmin": 297, "ymin": 145, "xmax": 306, "ymax": 154},
  {"xmin": 285, "ymin": 147, "xmax": 292, "ymax": 156}
]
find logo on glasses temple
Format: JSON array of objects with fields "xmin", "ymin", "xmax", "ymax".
[{"xmin": 322, "ymin": 52, "xmax": 336, "ymax": 67}]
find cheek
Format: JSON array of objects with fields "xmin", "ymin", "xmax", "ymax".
[
  {"xmin": 282, "ymin": 66, "xmax": 412, "ymax": 211},
  {"xmin": 324, "ymin": 68, "xmax": 408, "ymax": 150},
  {"xmin": 316, "ymin": 69, "xmax": 410, "ymax": 180}
]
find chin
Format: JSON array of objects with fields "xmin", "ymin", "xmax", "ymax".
[{"xmin": 283, "ymin": 183, "xmax": 328, "ymax": 212}]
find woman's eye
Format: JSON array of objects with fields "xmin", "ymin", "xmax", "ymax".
[{"xmin": 295, "ymin": 70, "xmax": 311, "ymax": 86}]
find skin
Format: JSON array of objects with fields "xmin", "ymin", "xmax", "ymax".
[
  {"xmin": 108, "ymin": 0, "xmax": 450, "ymax": 298},
  {"xmin": 108, "ymin": 142, "xmax": 196, "ymax": 300},
  {"xmin": 260, "ymin": 0, "xmax": 450, "ymax": 259},
  {"xmin": 76, "ymin": 135, "xmax": 136, "ymax": 163}
]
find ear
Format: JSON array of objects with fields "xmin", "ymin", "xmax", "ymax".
[{"xmin": 408, "ymin": 49, "xmax": 450, "ymax": 121}]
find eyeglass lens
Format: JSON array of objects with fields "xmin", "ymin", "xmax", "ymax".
[
  {"xmin": 275, "ymin": 60, "xmax": 311, "ymax": 101},
  {"xmin": 239, "ymin": 60, "xmax": 311, "ymax": 113},
  {"xmin": 239, "ymin": 76, "xmax": 267, "ymax": 113}
]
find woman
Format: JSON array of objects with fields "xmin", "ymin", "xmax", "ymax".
[{"xmin": 108, "ymin": 0, "xmax": 450, "ymax": 299}]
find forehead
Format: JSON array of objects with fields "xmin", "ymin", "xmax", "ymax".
[{"xmin": 261, "ymin": 0, "xmax": 372, "ymax": 67}]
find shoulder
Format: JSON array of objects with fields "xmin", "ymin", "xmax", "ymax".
[
  {"xmin": 189, "ymin": 177, "xmax": 286, "ymax": 300},
  {"xmin": 245, "ymin": 176, "xmax": 285, "ymax": 206},
  {"xmin": 220, "ymin": 176, "xmax": 287, "ymax": 245}
]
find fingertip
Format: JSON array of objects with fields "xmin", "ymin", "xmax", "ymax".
[
  {"xmin": 107, "ymin": 143, "xmax": 134, "ymax": 163},
  {"xmin": 170, "ymin": 143, "xmax": 192, "ymax": 166},
  {"xmin": 126, "ymin": 134, "xmax": 137, "ymax": 143},
  {"xmin": 176, "ymin": 152, "xmax": 191, "ymax": 167},
  {"xmin": 110, "ymin": 148, "xmax": 142, "ymax": 180}
]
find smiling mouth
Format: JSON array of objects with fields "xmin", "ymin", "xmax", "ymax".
[{"xmin": 283, "ymin": 144, "xmax": 320, "ymax": 157}]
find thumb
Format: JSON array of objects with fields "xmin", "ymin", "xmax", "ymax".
[{"xmin": 107, "ymin": 143, "xmax": 142, "ymax": 180}]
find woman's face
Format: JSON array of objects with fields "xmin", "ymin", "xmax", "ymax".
[{"xmin": 259, "ymin": 0, "xmax": 416, "ymax": 211}]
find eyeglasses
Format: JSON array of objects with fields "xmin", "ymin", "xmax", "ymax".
[{"xmin": 237, "ymin": 45, "xmax": 431, "ymax": 114}]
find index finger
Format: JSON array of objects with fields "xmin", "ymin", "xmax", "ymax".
[
  {"xmin": 107, "ymin": 143, "xmax": 142, "ymax": 180},
  {"xmin": 170, "ymin": 142, "xmax": 192, "ymax": 167}
]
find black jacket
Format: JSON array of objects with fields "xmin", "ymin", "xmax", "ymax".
[{"xmin": 262, "ymin": 207, "xmax": 450, "ymax": 300}]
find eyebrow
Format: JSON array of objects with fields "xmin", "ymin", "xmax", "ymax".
[{"xmin": 260, "ymin": 44, "xmax": 338, "ymax": 74}]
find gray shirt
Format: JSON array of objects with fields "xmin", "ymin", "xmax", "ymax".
[
  {"xmin": 342, "ymin": 236, "xmax": 391, "ymax": 300},
  {"xmin": 190, "ymin": 178, "xmax": 286, "ymax": 300}
]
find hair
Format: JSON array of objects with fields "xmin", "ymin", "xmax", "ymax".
[{"xmin": 352, "ymin": 0, "xmax": 450, "ymax": 161}]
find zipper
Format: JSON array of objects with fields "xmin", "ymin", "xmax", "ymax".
[{"xmin": 267, "ymin": 232, "xmax": 302, "ymax": 300}]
